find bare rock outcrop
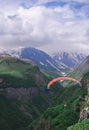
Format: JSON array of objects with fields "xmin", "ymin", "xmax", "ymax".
[{"xmin": 79, "ymin": 75, "xmax": 89, "ymax": 121}]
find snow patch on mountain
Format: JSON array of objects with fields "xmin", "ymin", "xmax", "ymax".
[
  {"xmin": 0, "ymin": 48, "xmax": 88, "ymax": 73},
  {"xmin": 52, "ymin": 51, "xmax": 88, "ymax": 71},
  {"xmin": 40, "ymin": 62, "xmax": 44, "ymax": 66}
]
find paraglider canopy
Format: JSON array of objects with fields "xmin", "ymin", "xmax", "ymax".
[{"xmin": 47, "ymin": 76, "xmax": 81, "ymax": 89}]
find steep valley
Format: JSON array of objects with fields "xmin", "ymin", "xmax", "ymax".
[{"xmin": 0, "ymin": 56, "xmax": 63, "ymax": 130}]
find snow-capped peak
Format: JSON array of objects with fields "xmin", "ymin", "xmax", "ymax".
[{"xmin": 52, "ymin": 51, "xmax": 88, "ymax": 71}]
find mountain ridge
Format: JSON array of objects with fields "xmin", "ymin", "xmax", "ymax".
[
  {"xmin": 0, "ymin": 47, "xmax": 87, "ymax": 73},
  {"xmin": 52, "ymin": 51, "xmax": 87, "ymax": 72},
  {"xmin": 0, "ymin": 55, "xmax": 63, "ymax": 130}
]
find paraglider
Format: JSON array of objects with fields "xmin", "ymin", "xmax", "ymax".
[
  {"xmin": 64, "ymin": 103, "xmax": 67, "ymax": 108},
  {"xmin": 47, "ymin": 76, "xmax": 81, "ymax": 89}
]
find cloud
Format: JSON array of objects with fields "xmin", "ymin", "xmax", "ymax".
[{"xmin": 0, "ymin": 0, "xmax": 89, "ymax": 54}]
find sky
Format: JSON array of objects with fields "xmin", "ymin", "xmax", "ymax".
[{"xmin": 0, "ymin": 0, "xmax": 89, "ymax": 54}]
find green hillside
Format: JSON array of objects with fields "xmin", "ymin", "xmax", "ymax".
[
  {"xmin": 26, "ymin": 72, "xmax": 89, "ymax": 130},
  {"xmin": 1, "ymin": 55, "xmax": 89, "ymax": 130},
  {"xmin": 0, "ymin": 56, "xmax": 63, "ymax": 130},
  {"xmin": 0, "ymin": 56, "xmax": 47, "ymax": 87},
  {"xmin": 26, "ymin": 83, "xmax": 87, "ymax": 130},
  {"xmin": 67, "ymin": 119, "xmax": 89, "ymax": 130}
]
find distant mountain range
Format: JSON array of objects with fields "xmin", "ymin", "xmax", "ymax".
[
  {"xmin": 52, "ymin": 51, "xmax": 87, "ymax": 72},
  {"xmin": 0, "ymin": 48, "xmax": 87, "ymax": 73},
  {"xmin": 0, "ymin": 48, "xmax": 62, "ymax": 73},
  {"xmin": 20, "ymin": 47, "xmax": 62, "ymax": 72},
  {"xmin": 68, "ymin": 55, "xmax": 89, "ymax": 81},
  {"xmin": 0, "ymin": 49, "xmax": 88, "ymax": 130}
]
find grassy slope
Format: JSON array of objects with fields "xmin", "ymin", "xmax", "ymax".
[
  {"xmin": 2, "ymin": 56, "xmax": 89, "ymax": 130},
  {"xmin": 0, "ymin": 56, "xmax": 46, "ymax": 87},
  {"xmin": 26, "ymin": 71, "xmax": 89, "ymax": 130},
  {"xmin": 0, "ymin": 95, "xmax": 31, "ymax": 130},
  {"xmin": 67, "ymin": 72, "xmax": 89, "ymax": 130},
  {"xmin": 0, "ymin": 56, "xmax": 55, "ymax": 130},
  {"xmin": 67, "ymin": 119, "xmax": 89, "ymax": 130},
  {"xmin": 26, "ymin": 83, "xmax": 87, "ymax": 130},
  {"xmin": 0, "ymin": 56, "xmax": 63, "ymax": 130}
]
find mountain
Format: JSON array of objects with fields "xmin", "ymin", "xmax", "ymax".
[
  {"xmin": 0, "ymin": 56, "xmax": 50, "ymax": 88},
  {"xmin": 0, "ymin": 56, "xmax": 63, "ymax": 130},
  {"xmin": 52, "ymin": 52, "xmax": 87, "ymax": 72},
  {"xmin": 0, "ymin": 48, "xmax": 87, "ymax": 73},
  {"xmin": 19, "ymin": 47, "xmax": 62, "ymax": 73},
  {"xmin": 68, "ymin": 55, "xmax": 89, "ymax": 81},
  {"xmin": 61, "ymin": 55, "xmax": 89, "ymax": 87},
  {"xmin": 0, "ymin": 47, "xmax": 63, "ymax": 74},
  {"xmin": 26, "ymin": 72, "xmax": 89, "ymax": 130},
  {"xmin": 25, "ymin": 84, "xmax": 83, "ymax": 130},
  {"xmin": 23, "ymin": 55, "xmax": 89, "ymax": 130},
  {"xmin": 0, "ymin": 54, "xmax": 89, "ymax": 130},
  {"xmin": 68, "ymin": 72, "xmax": 89, "ymax": 130}
]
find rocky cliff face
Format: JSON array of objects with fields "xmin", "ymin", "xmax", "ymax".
[
  {"xmin": 67, "ymin": 74, "xmax": 89, "ymax": 130},
  {"xmin": 79, "ymin": 73, "xmax": 89, "ymax": 121},
  {"xmin": 79, "ymin": 107, "xmax": 89, "ymax": 121}
]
